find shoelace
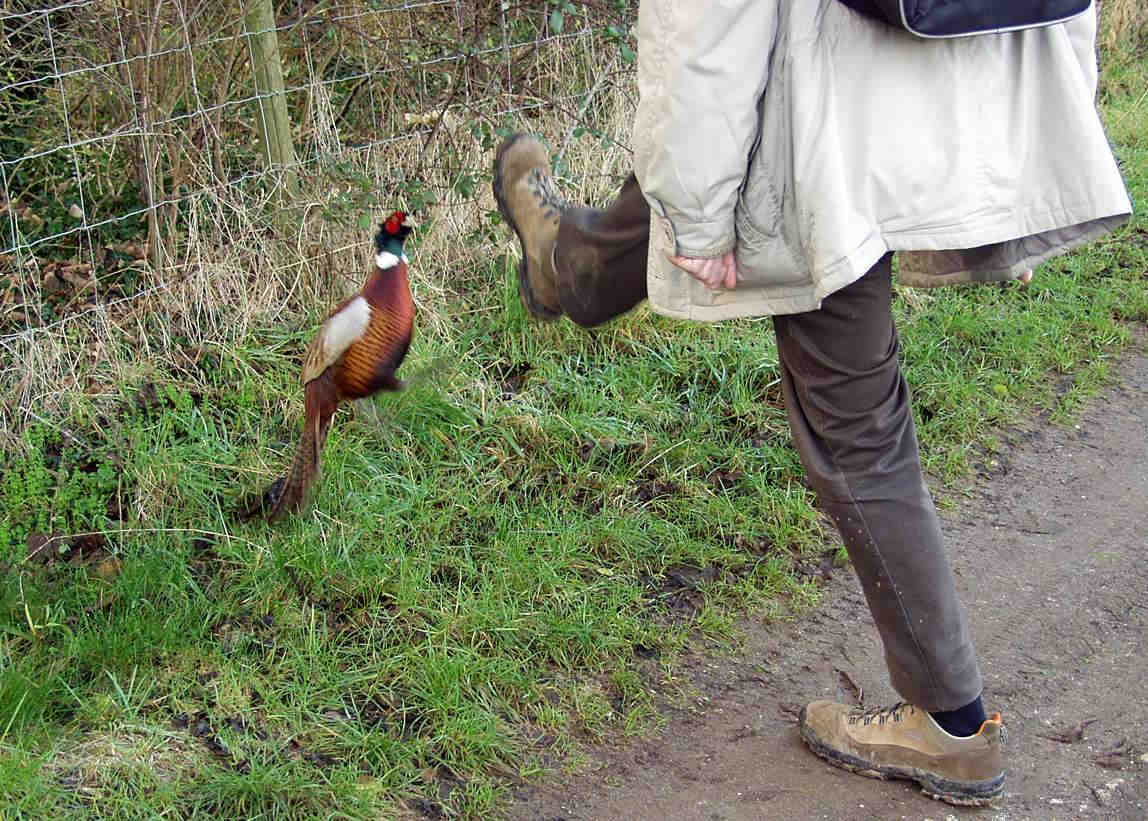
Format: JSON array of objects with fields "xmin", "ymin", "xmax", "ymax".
[
  {"xmin": 848, "ymin": 701, "xmax": 913, "ymax": 727},
  {"xmin": 528, "ymin": 168, "xmax": 567, "ymax": 220}
]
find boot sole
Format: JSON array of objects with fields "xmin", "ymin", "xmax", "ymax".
[
  {"xmin": 492, "ymin": 133, "xmax": 562, "ymax": 321},
  {"xmin": 798, "ymin": 712, "xmax": 1005, "ymax": 807}
]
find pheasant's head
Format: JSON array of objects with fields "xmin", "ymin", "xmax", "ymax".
[{"xmin": 374, "ymin": 210, "xmax": 415, "ymax": 268}]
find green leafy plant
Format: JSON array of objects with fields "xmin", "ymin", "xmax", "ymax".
[{"xmin": 0, "ymin": 424, "xmax": 119, "ymax": 559}]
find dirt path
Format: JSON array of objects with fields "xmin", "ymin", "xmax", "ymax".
[{"xmin": 509, "ymin": 336, "xmax": 1148, "ymax": 820}]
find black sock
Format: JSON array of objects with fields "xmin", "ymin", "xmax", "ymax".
[{"xmin": 930, "ymin": 695, "xmax": 988, "ymax": 737}]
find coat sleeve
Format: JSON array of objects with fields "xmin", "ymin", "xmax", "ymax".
[{"xmin": 632, "ymin": 0, "xmax": 779, "ymax": 259}]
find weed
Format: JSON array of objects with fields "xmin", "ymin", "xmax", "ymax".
[{"xmin": 0, "ymin": 7, "xmax": 1144, "ymax": 819}]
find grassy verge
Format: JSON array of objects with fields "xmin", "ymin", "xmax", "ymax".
[{"xmin": 2, "ymin": 39, "xmax": 1146, "ymax": 821}]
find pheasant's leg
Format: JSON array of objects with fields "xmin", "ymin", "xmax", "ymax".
[{"xmin": 352, "ymin": 398, "xmax": 387, "ymax": 432}]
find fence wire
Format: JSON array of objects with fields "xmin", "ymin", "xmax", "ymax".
[{"xmin": 0, "ymin": 0, "xmax": 638, "ymax": 344}]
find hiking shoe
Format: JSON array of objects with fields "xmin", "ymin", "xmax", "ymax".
[
  {"xmin": 799, "ymin": 701, "xmax": 1005, "ymax": 807},
  {"xmin": 492, "ymin": 133, "xmax": 567, "ymax": 320}
]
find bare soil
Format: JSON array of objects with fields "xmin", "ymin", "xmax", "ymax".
[{"xmin": 509, "ymin": 334, "xmax": 1148, "ymax": 820}]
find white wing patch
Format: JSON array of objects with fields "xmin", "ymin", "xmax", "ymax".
[
  {"xmin": 301, "ymin": 295, "xmax": 371, "ymax": 384},
  {"xmin": 375, "ymin": 251, "xmax": 409, "ymax": 269},
  {"xmin": 324, "ymin": 296, "xmax": 371, "ymax": 356}
]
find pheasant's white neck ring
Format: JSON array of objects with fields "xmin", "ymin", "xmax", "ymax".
[{"xmin": 375, "ymin": 251, "xmax": 408, "ymax": 269}]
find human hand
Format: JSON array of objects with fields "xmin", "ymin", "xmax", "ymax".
[
  {"xmin": 667, "ymin": 250, "xmax": 739, "ymax": 291},
  {"xmin": 1019, "ymin": 268, "xmax": 1033, "ymax": 285}
]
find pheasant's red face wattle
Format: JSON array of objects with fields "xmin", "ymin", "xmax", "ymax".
[{"xmin": 384, "ymin": 211, "xmax": 406, "ymax": 235}]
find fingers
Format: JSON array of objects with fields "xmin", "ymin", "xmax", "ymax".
[
  {"xmin": 667, "ymin": 254, "xmax": 719, "ymax": 286},
  {"xmin": 667, "ymin": 251, "xmax": 740, "ymax": 292},
  {"xmin": 667, "ymin": 254, "xmax": 722, "ymax": 289}
]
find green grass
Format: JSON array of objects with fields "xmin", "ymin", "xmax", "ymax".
[
  {"xmin": 1, "ymin": 289, "xmax": 823, "ymax": 819},
  {"xmin": 2, "ymin": 58, "xmax": 1147, "ymax": 821}
]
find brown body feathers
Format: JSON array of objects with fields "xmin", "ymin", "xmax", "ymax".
[{"xmin": 254, "ymin": 213, "xmax": 415, "ymax": 521}]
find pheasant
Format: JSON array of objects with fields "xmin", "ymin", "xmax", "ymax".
[{"xmin": 254, "ymin": 211, "xmax": 416, "ymax": 521}]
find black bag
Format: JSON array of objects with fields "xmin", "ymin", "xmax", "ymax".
[{"xmin": 837, "ymin": 0, "xmax": 1092, "ymax": 38}]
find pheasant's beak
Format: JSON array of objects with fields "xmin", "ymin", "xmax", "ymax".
[{"xmin": 401, "ymin": 213, "xmax": 418, "ymax": 230}]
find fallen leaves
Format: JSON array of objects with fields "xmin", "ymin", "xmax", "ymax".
[
  {"xmin": 26, "ymin": 531, "xmax": 113, "ymax": 568},
  {"xmin": 1033, "ymin": 721, "xmax": 1140, "ymax": 771},
  {"xmin": 833, "ymin": 668, "xmax": 864, "ymax": 707},
  {"xmin": 1094, "ymin": 738, "xmax": 1134, "ymax": 770},
  {"xmin": 1036, "ymin": 718, "xmax": 1098, "ymax": 744},
  {"xmin": 41, "ymin": 261, "xmax": 96, "ymax": 296}
]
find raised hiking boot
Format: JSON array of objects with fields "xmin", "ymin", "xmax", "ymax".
[
  {"xmin": 492, "ymin": 133, "xmax": 567, "ymax": 320},
  {"xmin": 799, "ymin": 701, "xmax": 1005, "ymax": 807}
]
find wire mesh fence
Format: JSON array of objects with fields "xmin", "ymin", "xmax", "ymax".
[{"xmin": 0, "ymin": 0, "xmax": 638, "ymax": 351}]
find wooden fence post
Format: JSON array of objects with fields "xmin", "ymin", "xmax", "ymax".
[{"xmin": 244, "ymin": 0, "xmax": 298, "ymax": 204}]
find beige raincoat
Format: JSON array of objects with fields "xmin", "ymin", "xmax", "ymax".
[{"xmin": 633, "ymin": 1, "xmax": 1132, "ymax": 320}]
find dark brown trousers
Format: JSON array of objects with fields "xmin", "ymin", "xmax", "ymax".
[{"xmin": 553, "ymin": 174, "xmax": 982, "ymax": 711}]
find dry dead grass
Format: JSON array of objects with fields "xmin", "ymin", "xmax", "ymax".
[
  {"xmin": 0, "ymin": 9, "xmax": 637, "ymax": 449},
  {"xmin": 3, "ymin": 1, "xmax": 1136, "ymax": 449},
  {"xmin": 43, "ymin": 722, "xmax": 211, "ymax": 811},
  {"xmin": 1100, "ymin": 0, "xmax": 1148, "ymax": 54}
]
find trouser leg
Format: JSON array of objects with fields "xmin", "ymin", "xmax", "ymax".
[
  {"xmin": 553, "ymin": 173, "xmax": 649, "ymax": 327},
  {"xmin": 550, "ymin": 169, "xmax": 981, "ymax": 708},
  {"xmin": 771, "ymin": 255, "xmax": 982, "ymax": 711}
]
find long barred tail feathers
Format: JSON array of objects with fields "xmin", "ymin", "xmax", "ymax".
[
  {"xmin": 265, "ymin": 373, "xmax": 337, "ymax": 521},
  {"xmin": 266, "ymin": 421, "xmax": 318, "ymax": 521}
]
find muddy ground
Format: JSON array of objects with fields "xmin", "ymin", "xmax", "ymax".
[{"xmin": 508, "ymin": 334, "xmax": 1148, "ymax": 821}]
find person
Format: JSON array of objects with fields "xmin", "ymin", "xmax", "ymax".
[{"xmin": 491, "ymin": 0, "xmax": 1131, "ymax": 808}]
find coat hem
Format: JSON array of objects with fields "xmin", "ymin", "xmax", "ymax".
[
  {"xmin": 896, "ymin": 213, "xmax": 1131, "ymax": 287},
  {"xmin": 647, "ymin": 206, "xmax": 1131, "ymax": 321}
]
